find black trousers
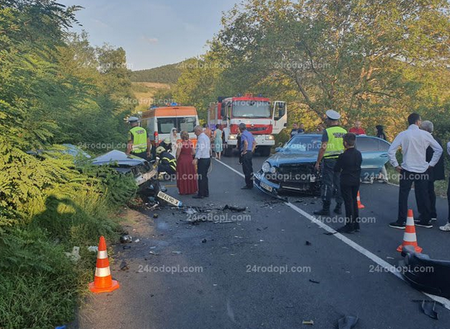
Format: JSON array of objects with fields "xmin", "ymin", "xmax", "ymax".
[
  {"xmin": 242, "ymin": 152, "xmax": 254, "ymax": 188},
  {"xmin": 197, "ymin": 158, "xmax": 210, "ymax": 197},
  {"xmin": 321, "ymin": 158, "xmax": 343, "ymax": 208},
  {"xmin": 397, "ymin": 170, "xmax": 430, "ymax": 224},
  {"xmin": 427, "ymin": 180, "xmax": 437, "ymax": 219},
  {"xmin": 340, "ymin": 184, "xmax": 360, "ymax": 228},
  {"xmin": 447, "ymin": 178, "xmax": 450, "ymax": 223}
]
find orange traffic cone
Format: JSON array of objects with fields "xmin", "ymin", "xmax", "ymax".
[
  {"xmin": 89, "ymin": 236, "xmax": 120, "ymax": 293},
  {"xmin": 397, "ymin": 209, "xmax": 422, "ymax": 253},
  {"xmin": 357, "ymin": 191, "xmax": 365, "ymax": 209}
]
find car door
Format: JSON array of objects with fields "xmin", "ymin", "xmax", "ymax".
[{"xmin": 356, "ymin": 136, "xmax": 389, "ymax": 180}]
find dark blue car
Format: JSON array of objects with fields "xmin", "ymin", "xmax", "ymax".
[{"xmin": 254, "ymin": 134, "xmax": 390, "ymax": 197}]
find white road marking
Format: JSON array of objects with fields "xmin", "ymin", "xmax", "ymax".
[
  {"xmin": 215, "ymin": 158, "xmax": 450, "ymax": 310},
  {"xmin": 215, "ymin": 158, "xmax": 245, "ymax": 177}
]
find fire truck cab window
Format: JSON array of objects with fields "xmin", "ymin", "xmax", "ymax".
[
  {"xmin": 232, "ymin": 101, "xmax": 271, "ymax": 118},
  {"xmin": 274, "ymin": 102, "xmax": 286, "ymax": 120}
]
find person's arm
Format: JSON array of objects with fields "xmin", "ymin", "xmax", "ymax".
[
  {"xmin": 193, "ymin": 137, "xmax": 202, "ymax": 165},
  {"xmin": 387, "ymin": 133, "xmax": 402, "ymax": 172},
  {"xmin": 252, "ymin": 137, "xmax": 257, "ymax": 153},
  {"xmin": 176, "ymin": 142, "xmax": 182, "ymax": 159},
  {"xmin": 428, "ymin": 135, "xmax": 443, "ymax": 167},
  {"xmin": 447, "ymin": 141, "xmax": 450, "ymax": 156},
  {"xmin": 147, "ymin": 137, "xmax": 151, "ymax": 157},
  {"xmin": 315, "ymin": 130, "xmax": 328, "ymax": 170},
  {"xmin": 315, "ymin": 142, "xmax": 327, "ymax": 171}
]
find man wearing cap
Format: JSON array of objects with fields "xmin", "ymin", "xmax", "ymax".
[
  {"xmin": 314, "ymin": 110, "xmax": 347, "ymax": 216},
  {"xmin": 239, "ymin": 123, "xmax": 257, "ymax": 189},
  {"xmin": 126, "ymin": 117, "xmax": 151, "ymax": 160}
]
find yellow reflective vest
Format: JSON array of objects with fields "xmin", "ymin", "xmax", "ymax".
[
  {"xmin": 129, "ymin": 127, "xmax": 148, "ymax": 153},
  {"xmin": 324, "ymin": 126, "xmax": 347, "ymax": 159}
]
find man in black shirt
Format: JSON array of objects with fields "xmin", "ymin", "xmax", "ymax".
[
  {"xmin": 334, "ymin": 133, "xmax": 362, "ymax": 233},
  {"xmin": 421, "ymin": 121, "xmax": 445, "ymax": 221}
]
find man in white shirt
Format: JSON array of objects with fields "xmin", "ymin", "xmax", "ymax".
[
  {"xmin": 440, "ymin": 142, "xmax": 450, "ymax": 232},
  {"xmin": 388, "ymin": 113, "xmax": 443, "ymax": 229},
  {"xmin": 193, "ymin": 125, "xmax": 211, "ymax": 199}
]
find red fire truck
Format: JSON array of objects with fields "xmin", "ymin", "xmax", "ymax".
[{"xmin": 208, "ymin": 94, "xmax": 287, "ymax": 156}]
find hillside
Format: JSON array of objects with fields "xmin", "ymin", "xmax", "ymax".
[
  {"xmin": 131, "ymin": 82, "xmax": 172, "ymax": 112},
  {"xmin": 131, "ymin": 63, "xmax": 181, "ymax": 84}
]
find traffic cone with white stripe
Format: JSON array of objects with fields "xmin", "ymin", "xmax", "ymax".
[
  {"xmin": 89, "ymin": 236, "xmax": 120, "ymax": 293},
  {"xmin": 357, "ymin": 191, "xmax": 365, "ymax": 209},
  {"xmin": 397, "ymin": 209, "xmax": 422, "ymax": 253}
]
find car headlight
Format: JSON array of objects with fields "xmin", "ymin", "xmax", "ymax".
[
  {"xmin": 262, "ymin": 162, "xmax": 276, "ymax": 173},
  {"xmin": 229, "ymin": 134, "xmax": 237, "ymax": 140},
  {"xmin": 265, "ymin": 135, "xmax": 274, "ymax": 140},
  {"xmin": 262, "ymin": 162, "xmax": 271, "ymax": 173}
]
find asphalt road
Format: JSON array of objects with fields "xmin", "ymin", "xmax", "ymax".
[{"xmin": 76, "ymin": 155, "xmax": 450, "ymax": 329}]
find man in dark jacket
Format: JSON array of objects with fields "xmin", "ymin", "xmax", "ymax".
[
  {"xmin": 334, "ymin": 133, "xmax": 363, "ymax": 233},
  {"xmin": 421, "ymin": 121, "xmax": 445, "ymax": 221},
  {"xmin": 156, "ymin": 146, "xmax": 177, "ymax": 177}
]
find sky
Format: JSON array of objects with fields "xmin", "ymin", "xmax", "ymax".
[{"xmin": 58, "ymin": 0, "xmax": 238, "ymax": 71}]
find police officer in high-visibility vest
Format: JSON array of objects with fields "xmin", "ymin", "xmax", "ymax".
[
  {"xmin": 126, "ymin": 117, "xmax": 151, "ymax": 160},
  {"xmin": 314, "ymin": 110, "xmax": 347, "ymax": 216}
]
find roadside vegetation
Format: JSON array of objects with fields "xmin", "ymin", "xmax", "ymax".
[{"xmin": 0, "ymin": 1, "xmax": 137, "ymax": 327}]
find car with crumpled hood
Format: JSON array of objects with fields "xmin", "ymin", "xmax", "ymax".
[{"xmin": 254, "ymin": 134, "xmax": 390, "ymax": 198}]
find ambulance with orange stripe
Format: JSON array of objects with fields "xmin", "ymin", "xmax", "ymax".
[{"xmin": 140, "ymin": 105, "xmax": 200, "ymax": 149}]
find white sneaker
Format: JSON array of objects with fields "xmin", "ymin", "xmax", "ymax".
[{"xmin": 439, "ymin": 223, "xmax": 450, "ymax": 232}]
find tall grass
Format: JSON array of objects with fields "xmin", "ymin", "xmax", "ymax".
[{"xmin": 0, "ymin": 163, "xmax": 136, "ymax": 328}]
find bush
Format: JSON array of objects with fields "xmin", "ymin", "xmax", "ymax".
[{"xmin": 0, "ymin": 228, "xmax": 78, "ymax": 329}]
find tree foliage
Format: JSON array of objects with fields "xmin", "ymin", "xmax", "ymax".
[
  {"xmin": 173, "ymin": 0, "xmax": 450, "ymax": 139},
  {"xmin": 131, "ymin": 63, "xmax": 182, "ymax": 84},
  {"xmin": 0, "ymin": 2, "xmax": 137, "ymax": 326}
]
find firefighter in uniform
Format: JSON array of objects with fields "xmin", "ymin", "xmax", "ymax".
[
  {"xmin": 313, "ymin": 110, "xmax": 347, "ymax": 216},
  {"xmin": 126, "ymin": 117, "xmax": 151, "ymax": 160},
  {"xmin": 156, "ymin": 146, "xmax": 177, "ymax": 177}
]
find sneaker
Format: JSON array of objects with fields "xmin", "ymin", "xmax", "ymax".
[
  {"xmin": 431, "ymin": 217, "xmax": 437, "ymax": 221},
  {"xmin": 439, "ymin": 223, "xmax": 450, "ymax": 232},
  {"xmin": 415, "ymin": 221, "xmax": 433, "ymax": 229},
  {"xmin": 313, "ymin": 209, "xmax": 330, "ymax": 216},
  {"xmin": 389, "ymin": 221, "xmax": 406, "ymax": 229}
]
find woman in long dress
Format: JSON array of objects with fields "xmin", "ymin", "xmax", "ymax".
[
  {"xmin": 170, "ymin": 127, "xmax": 178, "ymax": 157},
  {"xmin": 213, "ymin": 124, "xmax": 223, "ymax": 159},
  {"xmin": 176, "ymin": 131, "xmax": 198, "ymax": 195}
]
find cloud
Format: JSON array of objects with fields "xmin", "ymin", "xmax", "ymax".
[
  {"xmin": 91, "ymin": 19, "xmax": 109, "ymax": 29},
  {"xmin": 142, "ymin": 36, "xmax": 159, "ymax": 44}
]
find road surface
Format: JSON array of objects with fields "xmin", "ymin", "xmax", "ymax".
[{"xmin": 74, "ymin": 155, "xmax": 450, "ymax": 329}]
